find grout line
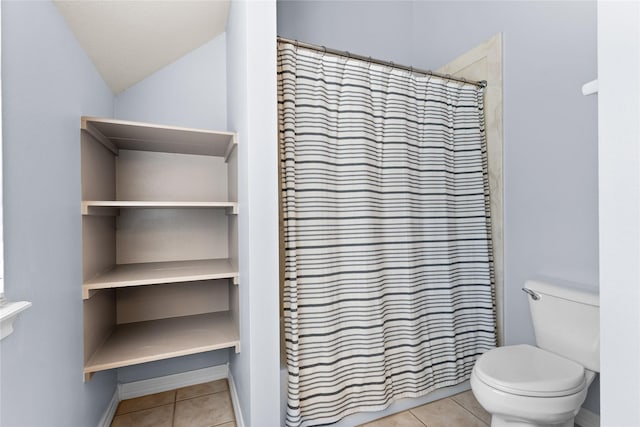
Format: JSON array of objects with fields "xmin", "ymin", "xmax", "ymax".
[
  {"xmin": 174, "ymin": 379, "xmax": 230, "ymax": 402},
  {"xmin": 176, "ymin": 389, "xmax": 234, "ymax": 427},
  {"xmin": 204, "ymin": 389, "xmax": 235, "ymax": 427},
  {"xmin": 123, "ymin": 384, "xmax": 235, "ymax": 427},
  {"xmin": 113, "ymin": 403, "xmax": 176, "ymax": 424},
  {"xmin": 171, "ymin": 397, "xmax": 177, "ymax": 427},
  {"xmin": 407, "ymin": 409, "xmax": 428, "ymax": 427},
  {"xmin": 449, "ymin": 397, "xmax": 489, "ymax": 426},
  {"xmin": 177, "ymin": 389, "xmax": 231, "ymax": 403},
  {"xmin": 172, "ymin": 386, "xmax": 177, "ymax": 427},
  {"xmin": 115, "ymin": 396, "xmax": 176, "ymax": 417},
  {"xmin": 175, "ymin": 388, "xmax": 231, "ymax": 402}
]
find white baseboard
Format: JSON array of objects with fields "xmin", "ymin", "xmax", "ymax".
[
  {"xmin": 228, "ymin": 370, "xmax": 245, "ymax": 427},
  {"xmin": 118, "ymin": 364, "xmax": 229, "ymax": 400},
  {"xmin": 97, "ymin": 389, "xmax": 119, "ymax": 427},
  {"xmin": 576, "ymin": 407, "xmax": 600, "ymax": 427},
  {"xmin": 99, "ymin": 364, "xmax": 236, "ymax": 427}
]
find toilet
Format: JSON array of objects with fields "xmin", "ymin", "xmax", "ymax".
[{"xmin": 470, "ymin": 279, "xmax": 599, "ymax": 427}]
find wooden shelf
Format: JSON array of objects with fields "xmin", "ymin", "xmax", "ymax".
[
  {"xmin": 82, "ymin": 116, "xmax": 237, "ymax": 161},
  {"xmin": 83, "ymin": 259, "xmax": 238, "ymax": 299},
  {"xmin": 84, "ymin": 312, "xmax": 239, "ymax": 379},
  {"xmin": 82, "ymin": 200, "xmax": 238, "ymax": 215},
  {"xmin": 81, "ymin": 116, "xmax": 240, "ymax": 379}
]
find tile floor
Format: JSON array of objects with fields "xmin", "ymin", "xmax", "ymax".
[
  {"xmin": 112, "ymin": 384, "xmax": 582, "ymax": 427},
  {"xmin": 110, "ymin": 379, "xmax": 235, "ymax": 427},
  {"xmin": 360, "ymin": 391, "xmax": 582, "ymax": 427},
  {"xmin": 359, "ymin": 390, "xmax": 491, "ymax": 427}
]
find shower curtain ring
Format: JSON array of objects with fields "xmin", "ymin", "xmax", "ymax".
[{"xmin": 322, "ymin": 46, "xmax": 327, "ymax": 57}]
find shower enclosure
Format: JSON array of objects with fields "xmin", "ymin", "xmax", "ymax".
[{"xmin": 278, "ymin": 40, "xmax": 497, "ymax": 427}]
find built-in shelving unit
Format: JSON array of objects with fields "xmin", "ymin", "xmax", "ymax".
[
  {"xmin": 82, "ymin": 201, "xmax": 238, "ymax": 215},
  {"xmin": 84, "ymin": 312, "xmax": 239, "ymax": 374},
  {"xmin": 82, "ymin": 259, "xmax": 239, "ymax": 299},
  {"xmin": 81, "ymin": 117, "xmax": 239, "ymax": 380}
]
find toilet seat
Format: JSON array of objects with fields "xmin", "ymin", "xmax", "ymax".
[{"xmin": 473, "ymin": 344, "xmax": 586, "ymax": 397}]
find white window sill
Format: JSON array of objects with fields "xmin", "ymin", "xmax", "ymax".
[{"xmin": 0, "ymin": 301, "xmax": 31, "ymax": 340}]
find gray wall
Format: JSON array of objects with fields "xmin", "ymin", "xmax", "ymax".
[
  {"xmin": 116, "ymin": 350, "xmax": 229, "ymax": 385},
  {"xmin": 278, "ymin": 0, "xmax": 600, "ymax": 414},
  {"xmin": 1, "ymin": 2, "xmax": 116, "ymax": 426},
  {"xmin": 597, "ymin": 3, "xmax": 640, "ymax": 424},
  {"xmin": 114, "ymin": 33, "xmax": 227, "ymax": 130},
  {"xmin": 113, "ymin": 32, "xmax": 230, "ymax": 383},
  {"xmin": 1, "ymin": 5, "xmax": 232, "ymax": 424},
  {"xmin": 227, "ymin": 0, "xmax": 280, "ymax": 425}
]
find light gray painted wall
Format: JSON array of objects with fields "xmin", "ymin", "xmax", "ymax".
[
  {"xmin": 114, "ymin": 33, "xmax": 227, "ymax": 130},
  {"xmin": 113, "ymin": 33, "xmax": 229, "ymax": 383},
  {"xmin": 1, "ymin": 2, "xmax": 116, "ymax": 426},
  {"xmin": 226, "ymin": 2, "xmax": 252, "ymax": 422},
  {"xmin": 116, "ymin": 351, "xmax": 230, "ymax": 384},
  {"xmin": 227, "ymin": 1, "xmax": 280, "ymax": 425},
  {"xmin": 597, "ymin": 2, "xmax": 640, "ymax": 424},
  {"xmin": 278, "ymin": 0, "xmax": 600, "ymax": 415},
  {"xmin": 278, "ymin": 0, "xmax": 413, "ymax": 66}
]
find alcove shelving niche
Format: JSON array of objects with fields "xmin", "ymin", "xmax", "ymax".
[{"xmin": 81, "ymin": 117, "xmax": 239, "ymax": 381}]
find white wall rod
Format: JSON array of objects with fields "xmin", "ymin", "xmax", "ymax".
[{"xmin": 582, "ymin": 79, "xmax": 598, "ymax": 95}]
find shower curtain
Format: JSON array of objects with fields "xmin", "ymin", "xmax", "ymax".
[{"xmin": 278, "ymin": 42, "xmax": 496, "ymax": 427}]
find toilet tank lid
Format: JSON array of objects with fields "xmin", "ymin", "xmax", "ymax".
[{"xmin": 525, "ymin": 280, "xmax": 599, "ymax": 307}]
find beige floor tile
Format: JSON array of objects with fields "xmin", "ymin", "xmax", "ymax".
[
  {"xmin": 217, "ymin": 423, "xmax": 236, "ymax": 427},
  {"xmin": 176, "ymin": 379, "xmax": 229, "ymax": 401},
  {"xmin": 174, "ymin": 391, "xmax": 235, "ymax": 427},
  {"xmin": 115, "ymin": 390, "xmax": 176, "ymax": 415},
  {"xmin": 360, "ymin": 411, "xmax": 425, "ymax": 427},
  {"xmin": 111, "ymin": 403, "xmax": 173, "ymax": 427},
  {"xmin": 450, "ymin": 390, "xmax": 491, "ymax": 424},
  {"xmin": 410, "ymin": 398, "xmax": 488, "ymax": 427}
]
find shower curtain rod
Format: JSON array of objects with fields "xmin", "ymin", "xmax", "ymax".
[{"xmin": 277, "ymin": 37, "xmax": 487, "ymax": 89}]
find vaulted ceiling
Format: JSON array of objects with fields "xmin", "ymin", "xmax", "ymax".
[{"xmin": 53, "ymin": 1, "xmax": 230, "ymax": 94}]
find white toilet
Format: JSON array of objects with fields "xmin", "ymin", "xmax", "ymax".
[{"xmin": 470, "ymin": 279, "xmax": 599, "ymax": 427}]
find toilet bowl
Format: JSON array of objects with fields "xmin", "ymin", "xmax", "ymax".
[
  {"xmin": 471, "ymin": 344, "xmax": 596, "ymax": 427},
  {"xmin": 470, "ymin": 280, "xmax": 599, "ymax": 427}
]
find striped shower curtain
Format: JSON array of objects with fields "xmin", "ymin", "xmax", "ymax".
[{"xmin": 278, "ymin": 42, "xmax": 496, "ymax": 427}]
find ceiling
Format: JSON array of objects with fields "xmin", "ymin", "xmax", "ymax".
[{"xmin": 54, "ymin": 1, "xmax": 230, "ymax": 94}]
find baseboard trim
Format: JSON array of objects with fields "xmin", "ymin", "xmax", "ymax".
[
  {"xmin": 97, "ymin": 389, "xmax": 119, "ymax": 427},
  {"xmin": 118, "ymin": 365, "xmax": 229, "ymax": 400},
  {"xmin": 576, "ymin": 407, "xmax": 600, "ymax": 427},
  {"xmin": 228, "ymin": 369, "xmax": 245, "ymax": 427}
]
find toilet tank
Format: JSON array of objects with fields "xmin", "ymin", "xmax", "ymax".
[{"xmin": 525, "ymin": 279, "xmax": 599, "ymax": 372}]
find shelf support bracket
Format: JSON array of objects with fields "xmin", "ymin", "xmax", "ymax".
[
  {"xmin": 82, "ymin": 288, "xmax": 100, "ymax": 300},
  {"xmin": 81, "ymin": 203, "xmax": 120, "ymax": 216},
  {"xmin": 81, "ymin": 120, "xmax": 119, "ymax": 156},
  {"xmin": 223, "ymin": 136, "xmax": 238, "ymax": 163}
]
